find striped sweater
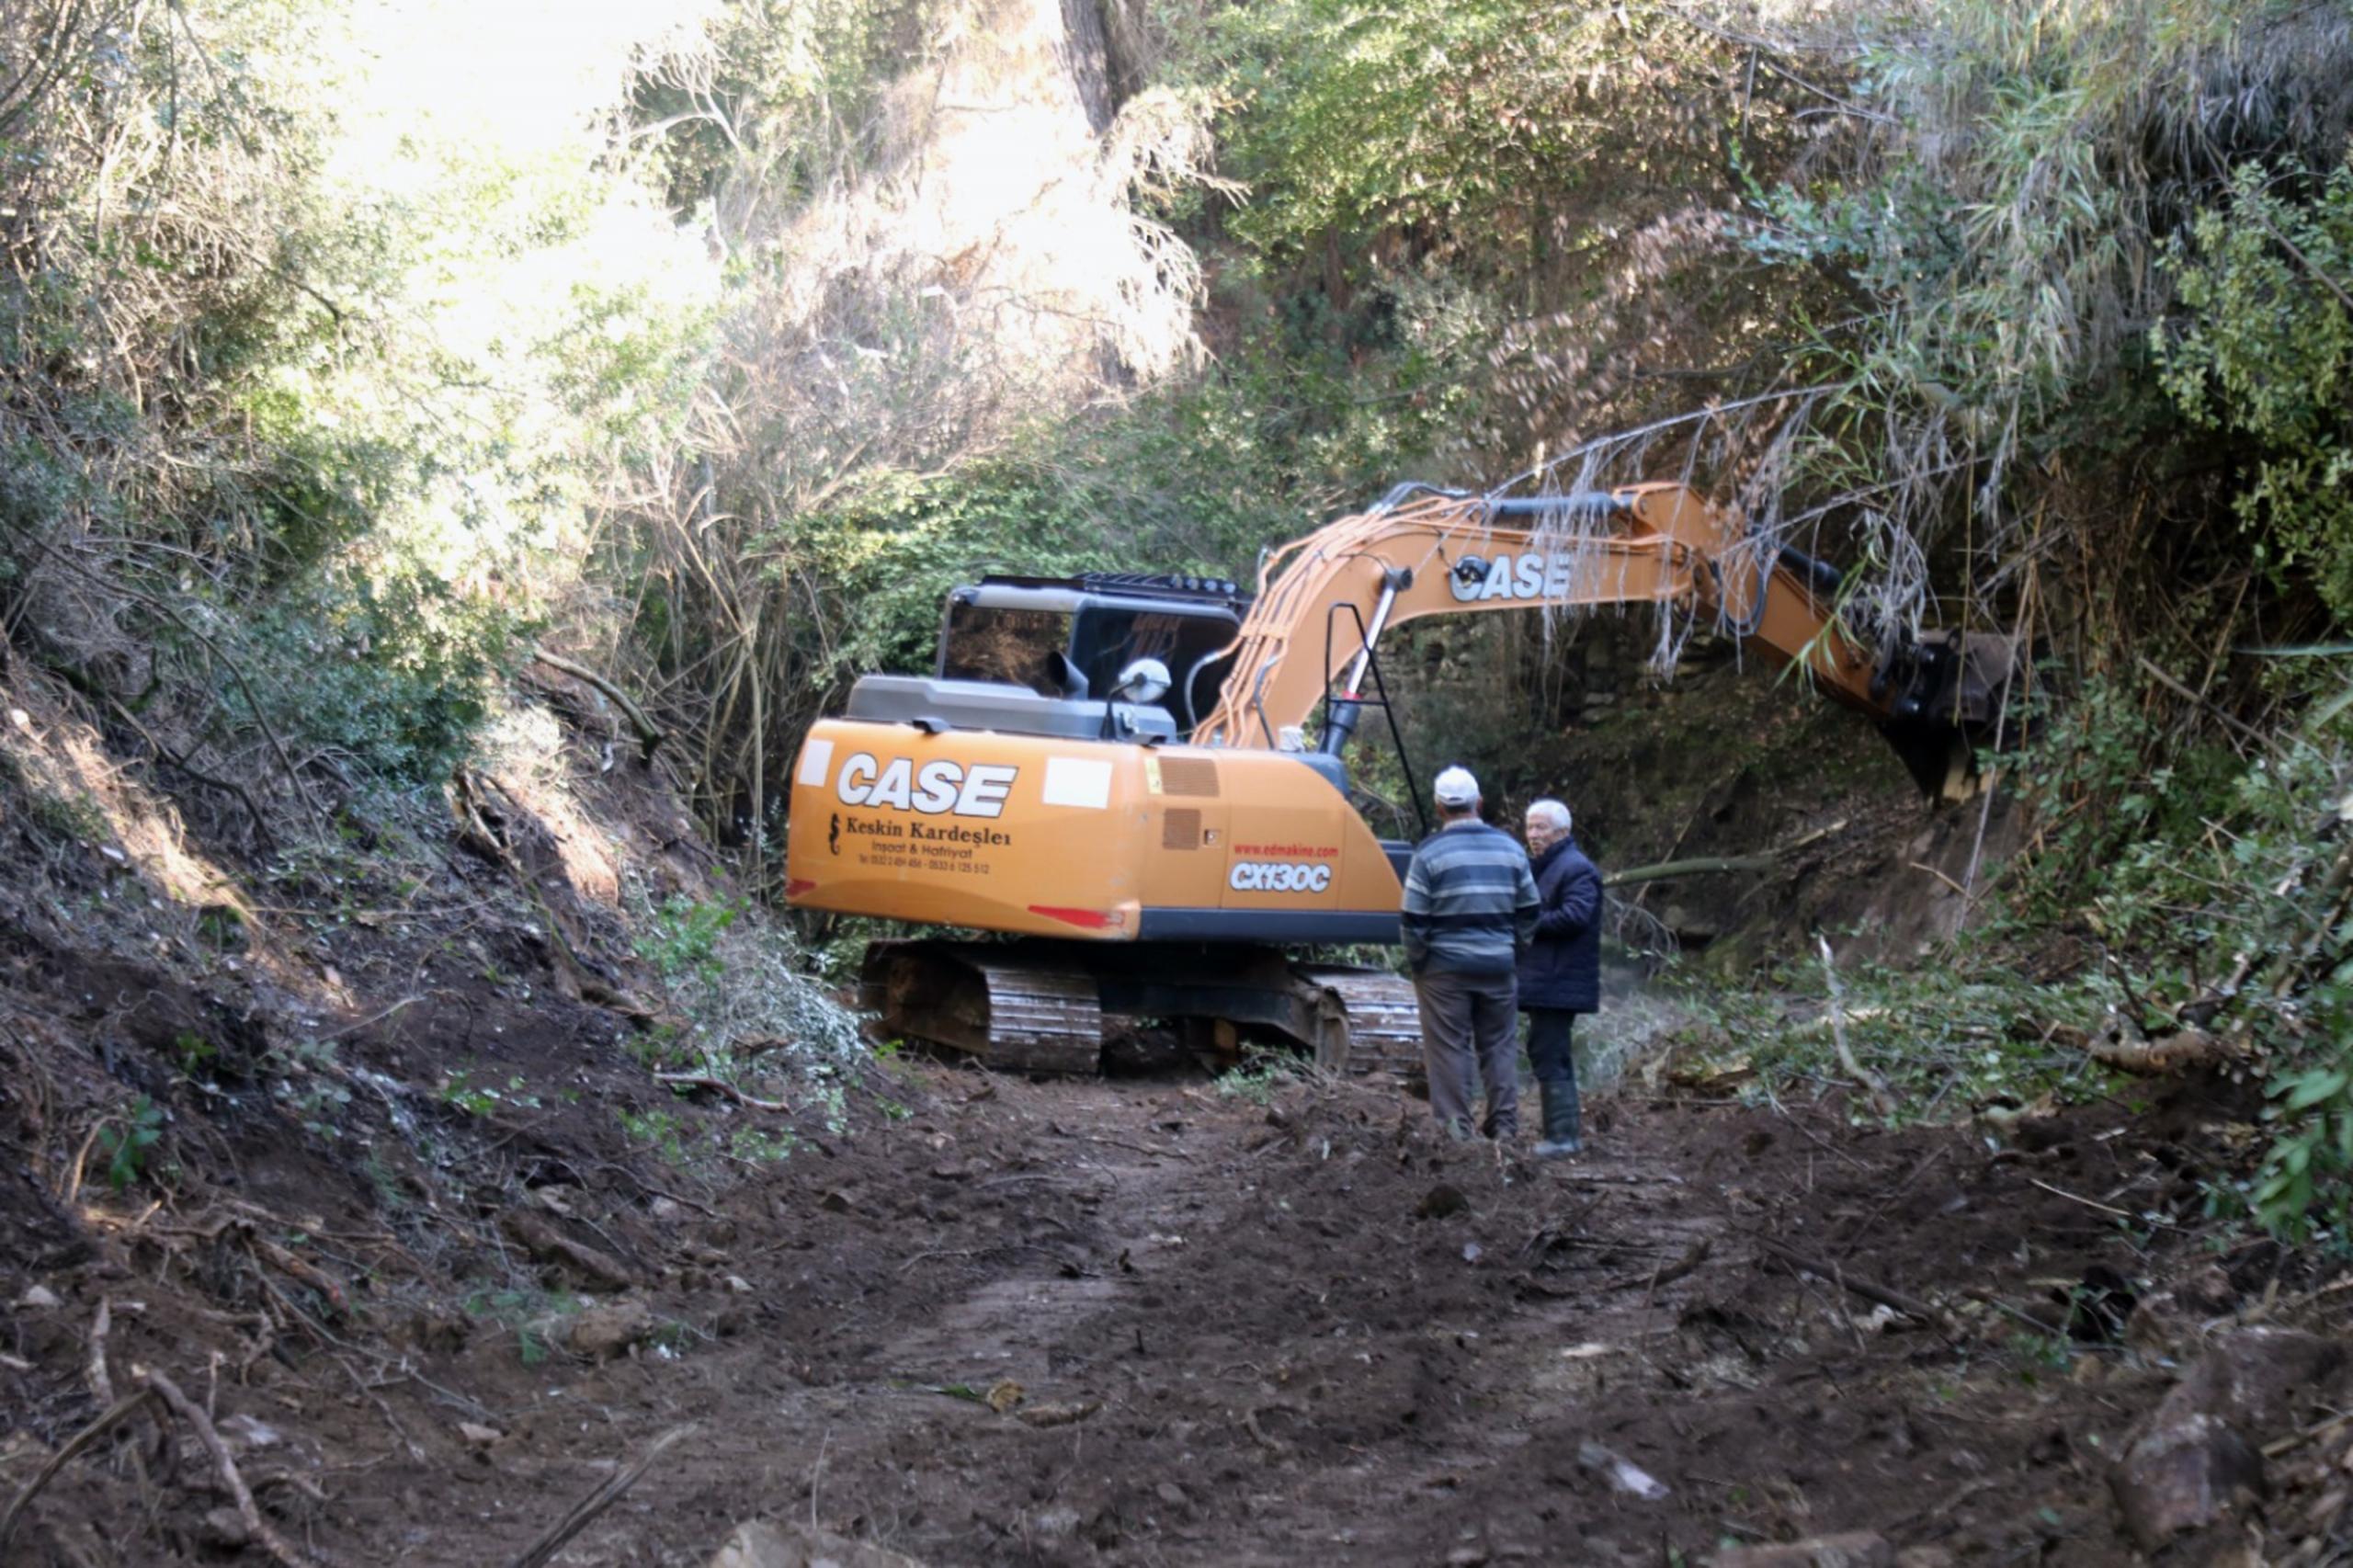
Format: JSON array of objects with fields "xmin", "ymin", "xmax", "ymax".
[{"xmin": 1400, "ymin": 820, "xmax": 1540, "ymax": 975}]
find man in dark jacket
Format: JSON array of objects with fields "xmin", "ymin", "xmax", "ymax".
[
  {"xmin": 1519, "ymin": 798, "xmax": 1601, "ymax": 1157},
  {"xmin": 1402, "ymin": 766, "xmax": 1540, "ymax": 1140}
]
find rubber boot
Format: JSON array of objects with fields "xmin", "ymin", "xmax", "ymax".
[{"xmin": 1533, "ymin": 1075, "xmax": 1582, "ymax": 1158}]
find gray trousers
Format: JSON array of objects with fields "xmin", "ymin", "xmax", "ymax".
[{"xmin": 1413, "ymin": 968, "xmax": 1521, "ymax": 1139}]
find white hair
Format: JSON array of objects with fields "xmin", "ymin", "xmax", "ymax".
[{"xmin": 1526, "ymin": 799, "xmax": 1572, "ymax": 833}]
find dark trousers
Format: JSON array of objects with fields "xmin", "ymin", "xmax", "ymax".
[
  {"xmin": 1526, "ymin": 1007, "xmax": 1578, "ymax": 1085},
  {"xmin": 1413, "ymin": 968, "xmax": 1520, "ymax": 1139}
]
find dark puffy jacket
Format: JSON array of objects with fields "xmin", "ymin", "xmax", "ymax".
[{"xmin": 1518, "ymin": 836, "xmax": 1602, "ymax": 1012}]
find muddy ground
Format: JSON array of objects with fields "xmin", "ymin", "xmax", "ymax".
[{"xmin": 9, "ymin": 1038, "xmax": 2344, "ymax": 1567}]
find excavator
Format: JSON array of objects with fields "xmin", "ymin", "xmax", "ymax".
[{"xmin": 782, "ymin": 481, "xmax": 2016, "ymax": 1074}]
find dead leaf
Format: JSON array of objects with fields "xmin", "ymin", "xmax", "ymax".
[{"xmin": 985, "ymin": 1379, "xmax": 1024, "ymax": 1414}]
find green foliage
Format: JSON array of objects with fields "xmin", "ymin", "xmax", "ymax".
[
  {"xmin": 210, "ymin": 562, "xmax": 518, "ymax": 790},
  {"xmin": 727, "ymin": 1126, "xmax": 799, "ymax": 1163},
  {"xmin": 2160, "ymin": 162, "xmax": 2353, "ymax": 620},
  {"xmin": 1198, "ymin": 0, "xmax": 1734, "ymax": 261},
  {"xmin": 97, "ymin": 1096, "xmax": 167, "ymax": 1193},
  {"xmin": 633, "ymin": 897, "xmax": 741, "ymax": 984},
  {"xmin": 1218, "ymin": 1048, "xmax": 1303, "ymax": 1106},
  {"xmin": 438, "ymin": 1070, "xmax": 540, "ymax": 1118},
  {"xmin": 462, "ymin": 1286, "xmax": 582, "ymax": 1367},
  {"xmin": 170, "ymin": 1033, "xmax": 219, "ymax": 1076},
  {"xmin": 616, "ymin": 1107, "xmax": 690, "ymax": 1164}
]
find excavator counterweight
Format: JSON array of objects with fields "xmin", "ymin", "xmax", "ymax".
[{"xmin": 785, "ymin": 483, "xmax": 2018, "ymax": 1074}]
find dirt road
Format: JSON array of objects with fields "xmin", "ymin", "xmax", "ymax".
[{"xmin": 18, "ymin": 1062, "xmax": 2191, "ymax": 1566}]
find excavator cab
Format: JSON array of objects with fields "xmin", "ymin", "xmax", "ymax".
[
  {"xmin": 942, "ymin": 574, "xmax": 1249, "ymax": 731},
  {"xmin": 841, "ymin": 574, "xmax": 1251, "ymax": 744}
]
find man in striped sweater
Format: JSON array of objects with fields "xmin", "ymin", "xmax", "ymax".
[{"xmin": 1402, "ymin": 766, "xmax": 1541, "ymax": 1140}]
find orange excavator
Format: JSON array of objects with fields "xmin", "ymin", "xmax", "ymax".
[{"xmin": 783, "ymin": 482, "xmax": 2015, "ymax": 1073}]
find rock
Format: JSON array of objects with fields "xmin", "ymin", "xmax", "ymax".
[
  {"xmin": 2152, "ymin": 1325, "xmax": 2345, "ymax": 1437},
  {"xmin": 457, "ymin": 1422, "xmax": 503, "ymax": 1449},
  {"xmin": 2122, "ymin": 1290, "xmax": 2194, "ymax": 1358},
  {"xmin": 502, "ymin": 1209, "xmax": 636, "ymax": 1291},
  {"xmin": 1575, "ymin": 1439, "xmax": 1669, "ymax": 1500},
  {"xmin": 1705, "ymin": 1536, "xmax": 1889, "ymax": 1568},
  {"xmin": 707, "ymin": 1519, "xmax": 926, "ymax": 1568},
  {"xmin": 398, "ymin": 1305, "xmax": 470, "ymax": 1354},
  {"xmin": 1415, "ymin": 1184, "xmax": 1469, "ymax": 1220},
  {"xmin": 17, "ymin": 1284, "xmax": 60, "ymax": 1309},
  {"xmin": 218, "ymin": 1413, "xmax": 283, "ymax": 1451},
  {"xmin": 2111, "ymin": 1411, "xmax": 2266, "ymax": 1551},
  {"xmin": 200, "ymin": 1506, "xmax": 252, "ymax": 1549},
  {"xmin": 2179, "ymin": 1264, "xmax": 2237, "ymax": 1316},
  {"xmin": 1154, "ymin": 1482, "xmax": 1189, "ymax": 1509},
  {"xmin": 565, "ymin": 1299, "xmax": 656, "ymax": 1361}
]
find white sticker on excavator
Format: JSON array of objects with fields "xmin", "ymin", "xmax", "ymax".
[
  {"xmin": 796, "ymin": 737, "xmax": 835, "ymax": 788},
  {"xmin": 1448, "ymin": 551, "xmax": 1583, "ymax": 603},
  {"xmin": 1041, "ymin": 756, "xmax": 1114, "ymax": 809},
  {"xmin": 835, "ymin": 753, "xmax": 1017, "ymax": 818},
  {"xmin": 1228, "ymin": 861, "xmax": 1335, "ymax": 893}
]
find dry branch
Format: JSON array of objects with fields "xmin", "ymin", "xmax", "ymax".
[
  {"xmin": 1756, "ymin": 1238, "xmax": 1947, "ymax": 1326},
  {"xmin": 141, "ymin": 1369, "xmax": 324, "ymax": 1568},
  {"xmin": 653, "ymin": 1070, "xmax": 790, "ymax": 1111},
  {"xmin": 0, "ymin": 1389, "xmax": 157, "ymax": 1554},
  {"xmin": 532, "ymin": 645, "xmax": 665, "ymax": 761},
  {"xmin": 85, "ymin": 1296, "xmax": 113, "ymax": 1405},
  {"xmin": 508, "ymin": 1423, "xmax": 697, "ymax": 1568},
  {"xmin": 1604, "ymin": 854, "xmax": 1776, "ymax": 887},
  {"xmin": 1815, "ymin": 934, "xmax": 1896, "ymax": 1119},
  {"xmin": 2088, "ymin": 1024, "xmax": 2233, "ymax": 1075}
]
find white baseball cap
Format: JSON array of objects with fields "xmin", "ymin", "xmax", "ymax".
[{"xmin": 1432, "ymin": 766, "xmax": 1480, "ymax": 807}]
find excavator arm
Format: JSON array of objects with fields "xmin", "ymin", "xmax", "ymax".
[{"xmin": 1192, "ymin": 481, "xmax": 2016, "ymax": 796}]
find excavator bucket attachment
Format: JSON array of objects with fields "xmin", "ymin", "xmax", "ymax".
[{"xmin": 1872, "ymin": 630, "xmax": 2028, "ymax": 798}]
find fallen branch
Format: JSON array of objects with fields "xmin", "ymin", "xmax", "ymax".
[
  {"xmin": 1605, "ymin": 854, "xmax": 1776, "ymax": 888},
  {"xmin": 532, "ymin": 645, "xmax": 665, "ymax": 762},
  {"xmin": 508, "ymin": 1423, "xmax": 697, "ymax": 1568},
  {"xmin": 141, "ymin": 1369, "xmax": 324, "ymax": 1568},
  {"xmin": 86, "ymin": 1296, "xmax": 114, "ymax": 1405},
  {"xmin": 1630, "ymin": 1236, "xmax": 1713, "ymax": 1301},
  {"xmin": 2087, "ymin": 1023, "xmax": 2232, "ymax": 1075},
  {"xmin": 0, "ymin": 1389, "xmax": 157, "ymax": 1554},
  {"xmin": 1816, "ymin": 935, "xmax": 1896, "ymax": 1119},
  {"xmin": 2262, "ymin": 1407, "xmax": 2353, "ymax": 1460},
  {"xmin": 1757, "ymin": 1238, "xmax": 1946, "ymax": 1326},
  {"xmin": 653, "ymin": 1071, "xmax": 790, "ymax": 1112},
  {"xmin": 103, "ymin": 694, "xmax": 274, "ymax": 844}
]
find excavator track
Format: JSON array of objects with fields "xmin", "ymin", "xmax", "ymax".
[
  {"xmin": 1296, "ymin": 965, "xmax": 1424, "ymax": 1078},
  {"xmin": 861, "ymin": 942, "xmax": 1102, "ymax": 1074},
  {"xmin": 859, "ymin": 939, "xmax": 1424, "ymax": 1077}
]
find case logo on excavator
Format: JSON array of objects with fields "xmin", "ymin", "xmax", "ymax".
[
  {"xmin": 1228, "ymin": 860, "xmax": 1335, "ymax": 894},
  {"xmin": 1449, "ymin": 551, "xmax": 1586, "ymax": 603},
  {"xmin": 835, "ymin": 753, "xmax": 1018, "ymax": 819}
]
